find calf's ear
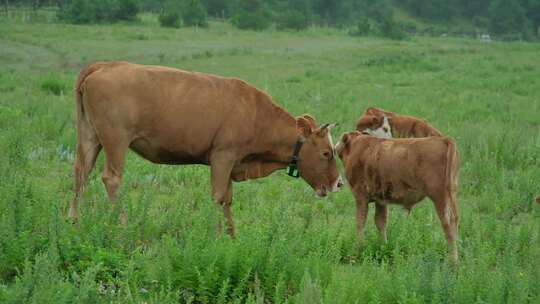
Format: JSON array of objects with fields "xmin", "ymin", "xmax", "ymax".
[
  {"xmin": 296, "ymin": 117, "xmax": 313, "ymax": 137},
  {"xmin": 365, "ymin": 107, "xmax": 377, "ymax": 114},
  {"xmin": 340, "ymin": 132, "xmax": 351, "ymax": 146}
]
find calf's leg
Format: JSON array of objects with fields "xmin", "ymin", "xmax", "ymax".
[
  {"xmin": 374, "ymin": 203, "xmax": 388, "ymax": 242},
  {"xmin": 352, "ymin": 189, "xmax": 369, "ymax": 240},
  {"xmin": 431, "ymin": 195, "xmax": 458, "ymax": 263}
]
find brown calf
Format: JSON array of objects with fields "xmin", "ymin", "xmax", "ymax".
[
  {"xmin": 336, "ymin": 131, "xmax": 460, "ymax": 262},
  {"xmin": 356, "ymin": 107, "xmax": 443, "ymax": 138}
]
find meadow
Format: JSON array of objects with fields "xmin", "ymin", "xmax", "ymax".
[{"xmin": 0, "ymin": 13, "xmax": 539, "ymax": 303}]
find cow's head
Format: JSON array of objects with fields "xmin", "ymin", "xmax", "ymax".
[
  {"xmin": 335, "ymin": 131, "xmax": 362, "ymax": 161},
  {"xmin": 355, "ymin": 107, "xmax": 392, "ymax": 138},
  {"xmin": 296, "ymin": 115, "xmax": 343, "ymax": 197}
]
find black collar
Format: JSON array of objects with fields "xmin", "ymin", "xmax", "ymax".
[{"xmin": 286, "ymin": 137, "xmax": 305, "ymax": 178}]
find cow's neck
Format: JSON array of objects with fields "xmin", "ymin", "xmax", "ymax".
[
  {"xmin": 273, "ymin": 125, "xmax": 302, "ymax": 165},
  {"xmin": 259, "ymin": 113, "xmax": 301, "ymax": 166}
]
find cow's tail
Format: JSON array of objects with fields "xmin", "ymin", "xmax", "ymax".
[
  {"xmin": 75, "ymin": 62, "xmax": 108, "ymax": 120},
  {"xmin": 444, "ymin": 137, "xmax": 459, "ymax": 225}
]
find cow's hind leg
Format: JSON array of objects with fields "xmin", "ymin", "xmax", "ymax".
[
  {"xmin": 431, "ymin": 194, "xmax": 458, "ymax": 264},
  {"xmin": 222, "ymin": 180, "xmax": 235, "ymax": 236},
  {"xmin": 101, "ymin": 140, "xmax": 129, "ymax": 224},
  {"xmin": 70, "ymin": 121, "xmax": 102, "ymax": 221},
  {"xmin": 210, "ymin": 152, "xmax": 236, "ymax": 238},
  {"xmin": 374, "ymin": 203, "xmax": 388, "ymax": 242}
]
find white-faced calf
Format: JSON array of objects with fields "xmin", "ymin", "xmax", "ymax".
[
  {"xmin": 336, "ymin": 131, "xmax": 460, "ymax": 262},
  {"xmin": 356, "ymin": 107, "xmax": 442, "ymax": 138}
]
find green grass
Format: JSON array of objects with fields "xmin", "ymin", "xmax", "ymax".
[{"xmin": 0, "ymin": 14, "xmax": 539, "ymax": 303}]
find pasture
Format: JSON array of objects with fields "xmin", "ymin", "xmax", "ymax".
[{"xmin": 1, "ymin": 14, "xmax": 539, "ymax": 303}]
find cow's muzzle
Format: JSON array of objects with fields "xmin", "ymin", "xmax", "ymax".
[{"xmin": 331, "ymin": 176, "xmax": 344, "ymax": 192}]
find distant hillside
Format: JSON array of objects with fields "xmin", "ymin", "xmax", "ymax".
[{"xmin": 4, "ymin": 0, "xmax": 540, "ymax": 40}]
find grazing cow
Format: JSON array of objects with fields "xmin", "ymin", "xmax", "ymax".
[
  {"xmin": 335, "ymin": 131, "xmax": 460, "ymax": 262},
  {"xmin": 536, "ymin": 196, "xmax": 540, "ymax": 204},
  {"xmin": 356, "ymin": 107, "xmax": 442, "ymax": 138},
  {"xmin": 70, "ymin": 61, "xmax": 343, "ymax": 236}
]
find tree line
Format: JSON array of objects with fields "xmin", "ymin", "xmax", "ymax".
[{"xmin": 5, "ymin": 0, "xmax": 540, "ymax": 40}]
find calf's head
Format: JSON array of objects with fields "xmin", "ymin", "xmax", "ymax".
[
  {"xmin": 355, "ymin": 107, "xmax": 392, "ymax": 138},
  {"xmin": 295, "ymin": 115, "xmax": 343, "ymax": 197},
  {"xmin": 335, "ymin": 131, "xmax": 362, "ymax": 161}
]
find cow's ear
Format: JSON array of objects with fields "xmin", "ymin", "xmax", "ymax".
[
  {"xmin": 296, "ymin": 117, "xmax": 313, "ymax": 137},
  {"xmin": 301, "ymin": 114, "xmax": 317, "ymax": 129},
  {"xmin": 316, "ymin": 123, "xmax": 337, "ymax": 137}
]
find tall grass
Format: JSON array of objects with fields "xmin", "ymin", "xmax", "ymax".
[{"xmin": 0, "ymin": 17, "xmax": 539, "ymax": 303}]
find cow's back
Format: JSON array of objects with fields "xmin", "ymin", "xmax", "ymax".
[{"xmin": 79, "ymin": 62, "xmax": 264, "ymax": 164}]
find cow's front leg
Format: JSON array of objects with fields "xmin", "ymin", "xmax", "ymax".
[
  {"xmin": 210, "ymin": 152, "xmax": 236, "ymax": 238},
  {"xmin": 353, "ymin": 189, "xmax": 369, "ymax": 241},
  {"xmin": 374, "ymin": 203, "xmax": 388, "ymax": 242}
]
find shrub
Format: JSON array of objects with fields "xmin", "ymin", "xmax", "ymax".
[
  {"xmin": 350, "ymin": 17, "xmax": 370, "ymax": 36},
  {"xmin": 41, "ymin": 74, "xmax": 68, "ymax": 96},
  {"xmin": 399, "ymin": 20, "xmax": 417, "ymax": 33},
  {"xmin": 159, "ymin": 11, "xmax": 181, "ymax": 28},
  {"xmin": 57, "ymin": 0, "xmax": 96, "ymax": 24},
  {"xmin": 231, "ymin": 0, "xmax": 270, "ymax": 31},
  {"xmin": 349, "ymin": 14, "xmax": 406, "ymax": 40},
  {"xmin": 57, "ymin": 0, "xmax": 139, "ymax": 24},
  {"xmin": 380, "ymin": 19, "xmax": 407, "ymax": 40},
  {"xmin": 232, "ymin": 10, "xmax": 270, "ymax": 31},
  {"xmin": 277, "ymin": 9, "xmax": 309, "ymax": 31},
  {"xmin": 113, "ymin": 0, "xmax": 140, "ymax": 21}
]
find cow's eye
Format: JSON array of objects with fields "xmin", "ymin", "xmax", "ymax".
[{"xmin": 322, "ymin": 150, "xmax": 333, "ymax": 160}]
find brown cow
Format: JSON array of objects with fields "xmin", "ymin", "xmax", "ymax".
[
  {"xmin": 536, "ymin": 196, "xmax": 540, "ymax": 204},
  {"xmin": 335, "ymin": 131, "xmax": 460, "ymax": 262},
  {"xmin": 356, "ymin": 107, "xmax": 443, "ymax": 138},
  {"xmin": 70, "ymin": 61, "xmax": 343, "ymax": 236}
]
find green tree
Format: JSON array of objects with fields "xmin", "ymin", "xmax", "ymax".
[
  {"xmin": 57, "ymin": 0, "xmax": 139, "ymax": 24},
  {"xmin": 350, "ymin": 0, "xmax": 405, "ymax": 40},
  {"xmin": 520, "ymin": 0, "xmax": 540, "ymax": 35},
  {"xmin": 113, "ymin": 0, "xmax": 139, "ymax": 21},
  {"xmin": 182, "ymin": 0, "xmax": 207, "ymax": 27},
  {"xmin": 158, "ymin": 0, "xmax": 180, "ymax": 27},
  {"xmin": 231, "ymin": 0, "xmax": 270, "ymax": 31},
  {"xmin": 488, "ymin": 0, "xmax": 528, "ymax": 35},
  {"xmin": 313, "ymin": 0, "xmax": 353, "ymax": 26},
  {"xmin": 201, "ymin": 0, "xmax": 230, "ymax": 18},
  {"xmin": 274, "ymin": 0, "xmax": 312, "ymax": 30}
]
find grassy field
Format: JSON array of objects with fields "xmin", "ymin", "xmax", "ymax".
[{"xmin": 1, "ymin": 14, "xmax": 539, "ymax": 303}]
